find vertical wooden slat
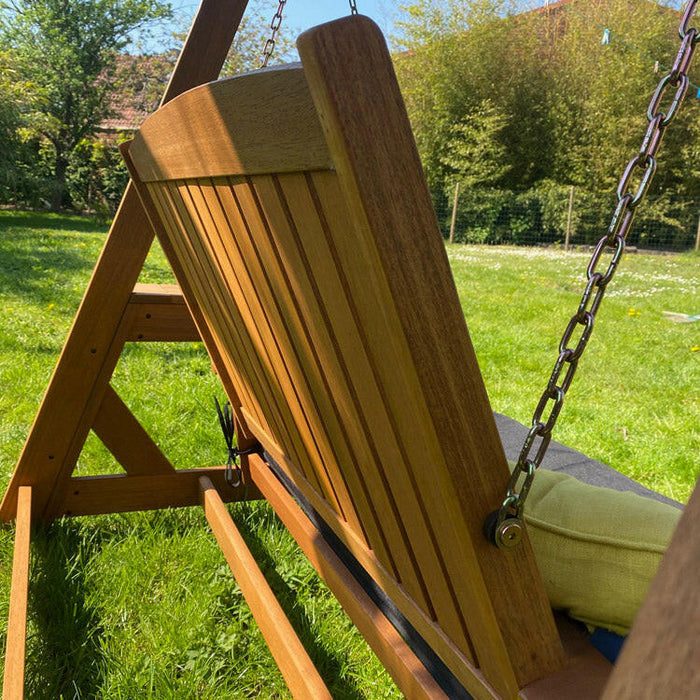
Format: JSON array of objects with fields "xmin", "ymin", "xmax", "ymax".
[
  {"xmin": 298, "ymin": 15, "xmax": 564, "ymax": 693},
  {"xmin": 122, "ymin": 147, "xmax": 256, "ymax": 448},
  {"xmin": 145, "ymin": 180, "xmax": 271, "ymax": 439},
  {"xmin": 233, "ymin": 174, "xmax": 397, "ymax": 573},
  {"xmin": 199, "ymin": 477, "xmax": 331, "ymax": 700},
  {"xmin": 181, "ymin": 181, "xmax": 345, "ymax": 515},
  {"xmin": 196, "ymin": 179, "xmax": 375, "ymax": 540},
  {"xmin": 2, "ymin": 487, "xmax": 32, "ymax": 700},
  {"xmin": 161, "ymin": 180, "xmax": 324, "ymax": 497},
  {"xmin": 274, "ymin": 171, "xmax": 477, "ymax": 648}
]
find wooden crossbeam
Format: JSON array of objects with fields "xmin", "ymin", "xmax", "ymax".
[
  {"xmin": 55, "ymin": 468, "xmax": 260, "ymax": 518},
  {"xmin": 199, "ymin": 477, "xmax": 331, "ymax": 699},
  {"xmin": 91, "ymin": 384, "xmax": 175, "ymax": 476},
  {"xmin": 2, "ymin": 487, "xmax": 32, "ymax": 700},
  {"xmin": 124, "ymin": 284, "xmax": 200, "ymax": 342}
]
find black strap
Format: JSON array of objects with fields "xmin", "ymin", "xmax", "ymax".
[{"xmin": 263, "ymin": 452, "xmax": 474, "ymax": 700}]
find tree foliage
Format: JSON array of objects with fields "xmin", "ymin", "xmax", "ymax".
[
  {"xmin": 395, "ymin": 0, "xmax": 700, "ymax": 205},
  {"xmin": 1, "ymin": 0, "xmax": 172, "ymax": 209}
]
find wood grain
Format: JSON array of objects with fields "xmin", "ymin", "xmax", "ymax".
[
  {"xmin": 249, "ymin": 455, "xmax": 494, "ymax": 700},
  {"xmin": 131, "ymin": 66, "xmax": 333, "ymax": 182},
  {"xmin": 122, "ymin": 144, "xmax": 262, "ymax": 457},
  {"xmin": 298, "ymin": 16, "xmax": 564, "ymax": 693},
  {"xmin": 57, "ymin": 467, "xmax": 260, "ymax": 517},
  {"xmin": 601, "ymin": 478, "xmax": 700, "ymax": 699},
  {"xmin": 200, "ymin": 477, "xmax": 331, "ymax": 699},
  {"xmin": 91, "ymin": 384, "xmax": 175, "ymax": 476},
  {"xmin": 2, "ymin": 486, "xmax": 31, "ymax": 700}
]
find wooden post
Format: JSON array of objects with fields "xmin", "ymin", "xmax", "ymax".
[
  {"xmin": 695, "ymin": 212, "xmax": 700, "ymax": 251},
  {"xmin": 2, "ymin": 487, "xmax": 32, "ymax": 700},
  {"xmin": 199, "ymin": 477, "xmax": 331, "ymax": 699},
  {"xmin": 564, "ymin": 185, "xmax": 574, "ymax": 252},
  {"xmin": 449, "ymin": 181, "xmax": 460, "ymax": 244}
]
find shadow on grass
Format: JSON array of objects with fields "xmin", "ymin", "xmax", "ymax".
[
  {"xmin": 231, "ymin": 509, "xmax": 367, "ymax": 700},
  {"xmin": 0, "ymin": 211, "xmax": 109, "ymax": 235},
  {"xmin": 0, "ymin": 238, "xmax": 96, "ymax": 306},
  {"xmin": 27, "ymin": 521, "xmax": 106, "ymax": 699}
]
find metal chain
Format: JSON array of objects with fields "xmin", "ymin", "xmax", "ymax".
[
  {"xmin": 261, "ymin": 1, "xmax": 359, "ymax": 67},
  {"xmin": 261, "ymin": 0, "xmax": 287, "ymax": 68},
  {"xmin": 492, "ymin": 0, "xmax": 698, "ymax": 545}
]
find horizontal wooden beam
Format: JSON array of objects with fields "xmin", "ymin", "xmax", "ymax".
[
  {"xmin": 54, "ymin": 468, "xmax": 261, "ymax": 518},
  {"xmin": 124, "ymin": 285, "xmax": 199, "ymax": 342},
  {"xmin": 199, "ymin": 477, "xmax": 331, "ymax": 699},
  {"xmin": 130, "ymin": 283, "xmax": 186, "ymax": 303},
  {"xmin": 2, "ymin": 486, "xmax": 32, "ymax": 700},
  {"xmin": 249, "ymin": 456, "xmax": 453, "ymax": 700}
]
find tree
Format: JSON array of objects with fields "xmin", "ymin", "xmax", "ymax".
[
  {"xmin": 1, "ymin": 0, "xmax": 172, "ymax": 210},
  {"xmin": 441, "ymin": 99, "xmax": 510, "ymax": 188}
]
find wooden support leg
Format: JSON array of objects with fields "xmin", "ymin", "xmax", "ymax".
[
  {"xmin": 0, "ymin": 0, "xmax": 251, "ymax": 524},
  {"xmin": 199, "ymin": 477, "xmax": 331, "ymax": 700},
  {"xmin": 2, "ymin": 487, "xmax": 32, "ymax": 700}
]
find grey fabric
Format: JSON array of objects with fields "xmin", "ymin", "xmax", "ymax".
[{"xmin": 494, "ymin": 412, "xmax": 682, "ymax": 509}]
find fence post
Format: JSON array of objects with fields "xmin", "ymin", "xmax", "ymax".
[
  {"xmin": 564, "ymin": 185, "xmax": 574, "ymax": 251},
  {"xmin": 449, "ymin": 181, "xmax": 460, "ymax": 244},
  {"xmin": 695, "ymin": 213, "xmax": 700, "ymax": 251}
]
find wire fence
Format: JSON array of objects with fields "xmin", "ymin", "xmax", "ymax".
[{"xmin": 436, "ymin": 183, "xmax": 700, "ymax": 252}]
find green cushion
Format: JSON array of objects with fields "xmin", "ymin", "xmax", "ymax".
[{"xmin": 520, "ymin": 466, "xmax": 681, "ymax": 635}]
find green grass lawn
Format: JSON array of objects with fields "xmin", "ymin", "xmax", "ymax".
[{"xmin": 0, "ymin": 210, "xmax": 697, "ymax": 698}]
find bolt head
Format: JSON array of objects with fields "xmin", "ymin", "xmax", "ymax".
[{"xmin": 496, "ymin": 519, "xmax": 524, "ymax": 550}]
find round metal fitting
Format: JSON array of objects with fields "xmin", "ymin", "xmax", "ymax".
[{"xmin": 496, "ymin": 518, "xmax": 524, "ymax": 551}]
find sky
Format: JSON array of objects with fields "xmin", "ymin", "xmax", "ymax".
[{"xmin": 172, "ymin": 0, "xmax": 399, "ymax": 40}]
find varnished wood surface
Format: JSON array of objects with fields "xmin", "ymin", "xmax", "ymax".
[
  {"xmin": 124, "ymin": 14, "xmax": 564, "ymax": 696},
  {"xmin": 131, "ymin": 283, "xmax": 187, "ymax": 302},
  {"xmin": 298, "ymin": 16, "xmax": 564, "ymax": 693},
  {"xmin": 2, "ymin": 487, "xmax": 32, "ymax": 700},
  {"xmin": 199, "ymin": 477, "xmax": 331, "ymax": 699},
  {"xmin": 0, "ymin": 183, "xmax": 153, "ymax": 522},
  {"xmin": 91, "ymin": 384, "xmax": 175, "ymax": 476},
  {"xmin": 519, "ymin": 615, "xmax": 611, "ymax": 700},
  {"xmin": 0, "ymin": 0, "xmax": 251, "ymax": 523},
  {"xmin": 131, "ymin": 66, "xmax": 333, "ymax": 182},
  {"xmin": 249, "ymin": 456, "xmax": 468, "ymax": 700},
  {"xmin": 124, "ymin": 301, "xmax": 200, "ymax": 342},
  {"xmin": 57, "ymin": 468, "xmax": 260, "ymax": 517},
  {"xmin": 602, "ymin": 478, "xmax": 700, "ymax": 699}
]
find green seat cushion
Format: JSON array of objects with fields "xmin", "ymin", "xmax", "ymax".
[{"xmin": 521, "ymin": 465, "xmax": 682, "ymax": 635}]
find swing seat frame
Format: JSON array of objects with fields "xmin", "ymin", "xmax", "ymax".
[{"xmin": 1, "ymin": 4, "xmax": 697, "ymax": 699}]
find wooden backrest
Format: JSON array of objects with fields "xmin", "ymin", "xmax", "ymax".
[{"xmin": 125, "ymin": 16, "xmax": 564, "ymax": 696}]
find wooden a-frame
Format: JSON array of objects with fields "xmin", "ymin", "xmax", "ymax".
[{"xmin": 0, "ymin": 0, "xmax": 255, "ymax": 525}]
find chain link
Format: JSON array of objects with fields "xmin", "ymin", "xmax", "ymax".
[
  {"xmin": 261, "ymin": 0, "xmax": 287, "ymax": 68},
  {"xmin": 261, "ymin": 1, "xmax": 360, "ymax": 67},
  {"xmin": 495, "ymin": 0, "xmax": 698, "ymax": 538}
]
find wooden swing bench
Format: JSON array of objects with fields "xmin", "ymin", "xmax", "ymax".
[{"xmin": 2, "ymin": 5, "xmax": 697, "ymax": 699}]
